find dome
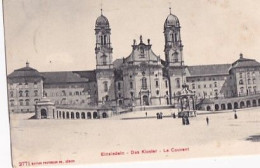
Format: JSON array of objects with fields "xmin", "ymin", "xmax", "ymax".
[
  {"xmin": 164, "ymin": 14, "xmax": 180, "ymax": 28},
  {"xmin": 95, "ymin": 14, "xmax": 110, "ymax": 28},
  {"xmin": 8, "ymin": 62, "xmax": 43, "ymax": 79}
]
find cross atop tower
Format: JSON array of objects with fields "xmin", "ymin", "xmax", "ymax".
[
  {"xmin": 100, "ymin": 1, "xmax": 103, "ymax": 15},
  {"xmin": 168, "ymin": 2, "xmax": 172, "ymax": 14}
]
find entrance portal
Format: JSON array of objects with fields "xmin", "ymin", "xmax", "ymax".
[
  {"xmin": 102, "ymin": 112, "xmax": 107, "ymax": 118},
  {"xmin": 143, "ymin": 95, "xmax": 149, "ymax": 105},
  {"xmin": 41, "ymin": 109, "xmax": 47, "ymax": 119}
]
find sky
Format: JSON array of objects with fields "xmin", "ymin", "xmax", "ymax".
[{"xmin": 3, "ymin": 0, "xmax": 260, "ymax": 74}]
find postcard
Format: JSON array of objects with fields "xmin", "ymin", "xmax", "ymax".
[{"xmin": 3, "ymin": 0, "xmax": 260, "ymax": 167}]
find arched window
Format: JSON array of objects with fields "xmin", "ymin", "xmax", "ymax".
[
  {"xmin": 240, "ymin": 87, "xmax": 244, "ymax": 93},
  {"xmin": 118, "ymin": 83, "xmax": 121, "ymax": 90},
  {"xmin": 248, "ymin": 79, "xmax": 251, "ymax": 84},
  {"xmin": 103, "ymin": 82, "xmax": 108, "ymax": 92},
  {"xmin": 75, "ymin": 91, "xmax": 79, "ymax": 95},
  {"xmin": 239, "ymin": 73, "xmax": 243, "ymax": 78},
  {"xmin": 10, "ymin": 91, "xmax": 14, "ymax": 97},
  {"xmin": 253, "ymin": 78, "xmax": 256, "ymax": 84},
  {"xmin": 174, "ymin": 33, "xmax": 178, "ymax": 42},
  {"xmin": 173, "ymin": 51, "xmax": 178, "ymax": 62},
  {"xmin": 239, "ymin": 80, "xmax": 244, "ymax": 85},
  {"xmin": 130, "ymin": 81, "xmax": 133, "ymax": 89},
  {"xmin": 105, "ymin": 95, "xmax": 109, "ymax": 101},
  {"xmin": 104, "ymin": 35, "xmax": 107, "ymax": 45},
  {"xmin": 101, "ymin": 36, "xmax": 103, "ymax": 45},
  {"xmin": 61, "ymin": 98, "xmax": 66, "ymax": 104},
  {"xmin": 25, "ymin": 99, "xmax": 30, "ymax": 106},
  {"xmin": 43, "ymin": 91, "xmax": 47, "ymax": 97},
  {"xmin": 156, "ymin": 90, "xmax": 159, "ymax": 95},
  {"xmin": 248, "ymin": 86, "xmax": 252, "ymax": 93},
  {"xmin": 142, "ymin": 77, "xmax": 147, "ymax": 89},
  {"xmin": 130, "ymin": 92, "xmax": 134, "ymax": 98},
  {"xmin": 10, "ymin": 100, "xmax": 14, "ymax": 106},
  {"xmin": 19, "ymin": 91, "xmax": 23, "ymax": 97},
  {"xmin": 247, "ymin": 72, "xmax": 250, "ymax": 77},
  {"xmin": 19, "ymin": 99, "xmax": 23, "ymax": 106},
  {"xmin": 175, "ymin": 78, "xmax": 180, "ymax": 88},
  {"xmin": 192, "ymin": 83, "xmax": 195, "ymax": 89},
  {"xmin": 214, "ymin": 82, "xmax": 217, "ymax": 87},
  {"xmin": 25, "ymin": 90, "xmax": 29, "ymax": 97},
  {"xmin": 165, "ymin": 80, "xmax": 168, "ymax": 88},
  {"xmin": 62, "ymin": 90, "xmax": 66, "ymax": 96},
  {"xmin": 155, "ymin": 80, "xmax": 159, "ymax": 88},
  {"xmin": 34, "ymin": 90, "xmax": 38, "ymax": 96}
]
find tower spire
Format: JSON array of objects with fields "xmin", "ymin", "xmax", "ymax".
[
  {"xmin": 100, "ymin": 1, "xmax": 103, "ymax": 15},
  {"xmin": 169, "ymin": 2, "xmax": 172, "ymax": 14}
]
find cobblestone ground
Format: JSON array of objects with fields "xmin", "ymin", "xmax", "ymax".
[{"xmin": 10, "ymin": 107, "xmax": 260, "ymax": 167}]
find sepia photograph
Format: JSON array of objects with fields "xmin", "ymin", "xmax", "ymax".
[{"xmin": 3, "ymin": 0, "xmax": 260, "ymax": 167}]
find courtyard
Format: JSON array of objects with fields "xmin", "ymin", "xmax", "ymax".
[{"xmin": 10, "ymin": 107, "xmax": 260, "ymax": 167}]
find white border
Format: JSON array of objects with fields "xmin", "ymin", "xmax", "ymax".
[{"xmin": 0, "ymin": 0, "xmax": 259, "ymax": 167}]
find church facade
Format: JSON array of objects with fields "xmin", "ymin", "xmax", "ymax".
[{"xmin": 7, "ymin": 10, "xmax": 260, "ymax": 116}]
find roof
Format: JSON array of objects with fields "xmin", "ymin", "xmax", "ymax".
[
  {"xmin": 124, "ymin": 37, "xmax": 161, "ymax": 65},
  {"xmin": 113, "ymin": 58, "xmax": 123, "ymax": 69},
  {"xmin": 73, "ymin": 70, "xmax": 96, "ymax": 82},
  {"xmin": 187, "ymin": 64, "xmax": 231, "ymax": 77},
  {"xmin": 8, "ymin": 64, "xmax": 43, "ymax": 79},
  {"xmin": 41, "ymin": 71, "xmax": 89, "ymax": 84},
  {"xmin": 230, "ymin": 54, "xmax": 260, "ymax": 70},
  {"xmin": 164, "ymin": 13, "xmax": 180, "ymax": 28},
  {"xmin": 114, "ymin": 69, "xmax": 123, "ymax": 81},
  {"xmin": 95, "ymin": 14, "xmax": 109, "ymax": 28}
]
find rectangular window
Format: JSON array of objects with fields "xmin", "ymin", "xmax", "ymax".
[
  {"xmin": 192, "ymin": 84, "xmax": 195, "ymax": 89},
  {"xmin": 239, "ymin": 73, "xmax": 243, "ymax": 78},
  {"xmin": 10, "ymin": 100, "xmax": 14, "ymax": 107},
  {"xmin": 176, "ymin": 78, "xmax": 180, "ymax": 88},
  {"xmin": 165, "ymin": 80, "xmax": 168, "ymax": 88},
  {"xmin": 130, "ymin": 92, "xmax": 134, "ymax": 98},
  {"xmin": 34, "ymin": 82, "xmax": 38, "ymax": 88},
  {"xmin": 130, "ymin": 82, "xmax": 133, "ymax": 89},
  {"xmin": 155, "ymin": 80, "xmax": 159, "ymax": 88},
  {"xmin": 19, "ymin": 91, "xmax": 23, "ymax": 97},
  {"xmin": 34, "ymin": 90, "xmax": 38, "ymax": 96},
  {"xmin": 142, "ymin": 78, "xmax": 147, "ymax": 89},
  {"xmin": 104, "ymin": 82, "xmax": 108, "ymax": 92},
  {"xmin": 118, "ymin": 83, "xmax": 121, "ymax": 90},
  {"xmin": 25, "ymin": 91, "xmax": 29, "ymax": 97},
  {"xmin": 10, "ymin": 91, "xmax": 14, "ymax": 97}
]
